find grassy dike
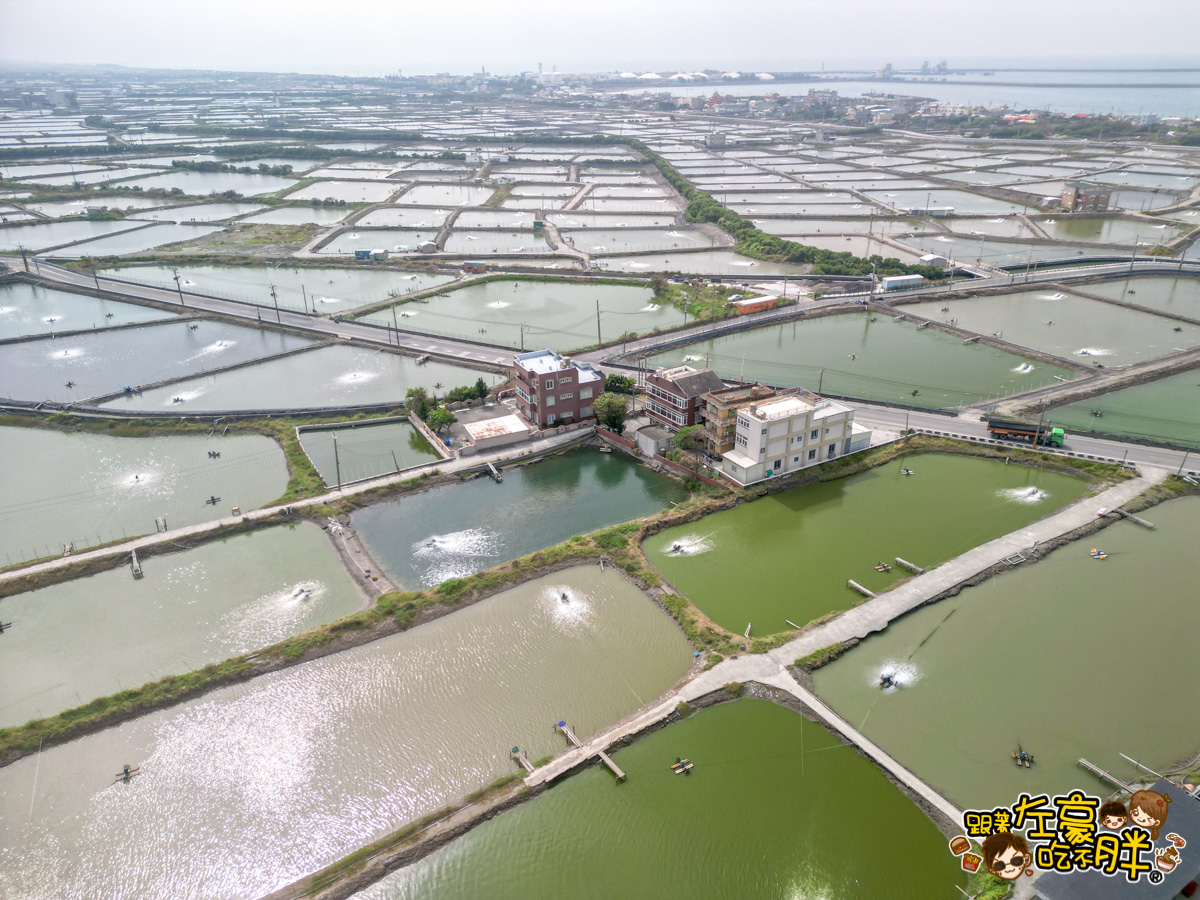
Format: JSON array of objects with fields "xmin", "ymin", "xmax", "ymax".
[{"xmin": 0, "ymin": 434, "xmax": 1133, "ymax": 768}]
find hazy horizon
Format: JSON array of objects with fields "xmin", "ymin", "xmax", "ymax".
[{"xmin": 2, "ymin": 0, "xmax": 1198, "ymax": 79}]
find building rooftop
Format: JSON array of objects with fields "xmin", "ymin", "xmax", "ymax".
[
  {"xmin": 515, "ymin": 349, "xmax": 602, "ymax": 382},
  {"xmin": 462, "ymin": 414, "xmax": 528, "ymax": 441},
  {"xmin": 813, "ymin": 398, "xmax": 853, "ymax": 420},
  {"xmin": 705, "ymin": 383, "xmax": 776, "ymax": 407},
  {"xmin": 652, "ymin": 365, "xmax": 726, "ymax": 398},
  {"xmin": 745, "ymin": 395, "xmax": 814, "ymax": 422}
]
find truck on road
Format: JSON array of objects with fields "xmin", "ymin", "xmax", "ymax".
[{"xmin": 986, "ymin": 417, "xmax": 1066, "ymax": 447}]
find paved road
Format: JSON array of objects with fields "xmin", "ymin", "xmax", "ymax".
[{"xmin": 850, "ymin": 402, "xmax": 1198, "ymax": 474}]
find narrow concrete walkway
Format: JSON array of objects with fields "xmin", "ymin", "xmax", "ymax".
[
  {"xmin": 0, "ymin": 426, "xmax": 595, "ymax": 587},
  {"xmin": 766, "ymin": 466, "xmax": 1167, "ymax": 666},
  {"xmin": 528, "ymin": 466, "xmax": 1169, "ymax": 827}
]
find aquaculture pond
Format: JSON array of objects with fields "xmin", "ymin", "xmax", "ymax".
[
  {"xmin": 298, "ymin": 420, "xmax": 439, "ymax": 486},
  {"xmin": 0, "ymin": 566, "xmax": 691, "ymax": 900},
  {"xmin": 649, "ymin": 312, "xmax": 1073, "ymax": 408},
  {"xmin": 0, "ymin": 425, "xmax": 288, "ymax": 564},
  {"xmin": 1049, "ymin": 368, "xmax": 1200, "ymax": 447},
  {"xmin": 596, "ymin": 250, "xmax": 806, "ymax": 276},
  {"xmin": 354, "ymin": 448, "xmax": 687, "ymax": 588},
  {"xmin": 359, "ymin": 278, "xmax": 679, "ymax": 351},
  {"xmin": 646, "ymin": 453, "xmax": 1088, "ymax": 635},
  {"xmin": 0, "ymin": 524, "xmax": 362, "ymax": 727},
  {"xmin": 901, "ymin": 289, "xmax": 1200, "ymax": 366},
  {"xmin": 813, "ymin": 497, "xmax": 1200, "ymax": 810},
  {"xmin": 0, "ymin": 281, "xmax": 174, "ymax": 340},
  {"xmin": 319, "ymin": 229, "xmax": 440, "ymax": 255},
  {"xmin": 0, "ymin": 319, "xmax": 313, "ymax": 404},
  {"xmin": 122, "ymin": 169, "xmax": 297, "ymax": 196},
  {"xmin": 1073, "ymin": 275, "xmax": 1200, "ymax": 320},
  {"xmin": 54, "ymin": 222, "xmax": 223, "ymax": 257},
  {"xmin": 97, "ymin": 263, "xmax": 455, "ymax": 314},
  {"xmin": 0, "ymin": 218, "xmax": 140, "ymax": 252},
  {"xmin": 98, "ymin": 344, "xmax": 492, "ymax": 413},
  {"xmin": 356, "ymin": 700, "xmax": 965, "ymax": 900}
]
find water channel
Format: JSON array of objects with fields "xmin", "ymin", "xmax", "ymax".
[
  {"xmin": 354, "ymin": 448, "xmax": 688, "ymax": 589},
  {"xmin": 813, "ymin": 496, "xmax": 1200, "ymax": 810},
  {"xmin": 646, "ymin": 453, "xmax": 1087, "ymax": 634},
  {"xmin": 0, "ymin": 523, "xmax": 362, "ymax": 727},
  {"xmin": 649, "ymin": 312, "xmax": 1072, "ymax": 408},
  {"xmin": 0, "ymin": 565, "xmax": 691, "ymax": 900},
  {"xmin": 356, "ymin": 700, "xmax": 965, "ymax": 900}
]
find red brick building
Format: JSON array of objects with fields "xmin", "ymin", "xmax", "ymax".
[{"xmin": 513, "ymin": 349, "xmax": 603, "ymax": 427}]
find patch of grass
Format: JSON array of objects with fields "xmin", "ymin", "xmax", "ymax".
[
  {"xmin": 675, "ymin": 700, "xmax": 693, "ymax": 718},
  {"xmin": 794, "ymin": 643, "xmax": 849, "ymax": 671},
  {"xmin": 723, "ymin": 682, "xmax": 744, "ymax": 697}
]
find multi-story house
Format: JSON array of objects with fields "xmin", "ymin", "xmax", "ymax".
[
  {"xmin": 719, "ymin": 392, "xmax": 872, "ymax": 486},
  {"xmin": 643, "ymin": 365, "xmax": 725, "ymax": 431},
  {"xmin": 512, "ymin": 349, "xmax": 603, "ymax": 427},
  {"xmin": 699, "ymin": 383, "xmax": 778, "ymax": 457}
]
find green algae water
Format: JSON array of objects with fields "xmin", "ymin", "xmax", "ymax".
[
  {"xmin": 1049, "ymin": 368, "xmax": 1200, "ymax": 447},
  {"xmin": 356, "ymin": 700, "xmax": 965, "ymax": 899},
  {"xmin": 355, "ymin": 448, "xmax": 688, "ymax": 588},
  {"xmin": 813, "ymin": 496, "xmax": 1200, "ymax": 811},
  {"xmin": 646, "ymin": 453, "xmax": 1088, "ymax": 634},
  {"xmin": 649, "ymin": 312, "xmax": 1072, "ymax": 409}
]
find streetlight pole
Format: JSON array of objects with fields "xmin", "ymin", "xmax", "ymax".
[
  {"xmin": 333, "ymin": 431, "xmax": 342, "ymax": 489},
  {"xmin": 172, "ymin": 268, "xmax": 185, "ymax": 307},
  {"xmin": 270, "ymin": 285, "xmax": 281, "ymax": 324}
]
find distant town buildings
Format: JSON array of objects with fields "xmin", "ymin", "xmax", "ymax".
[{"xmin": 512, "ymin": 350, "xmax": 603, "ymax": 427}]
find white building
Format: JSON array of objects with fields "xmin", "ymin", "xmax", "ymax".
[{"xmin": 719, "ymin": 393, "xmax": 871, "ymax": 487}]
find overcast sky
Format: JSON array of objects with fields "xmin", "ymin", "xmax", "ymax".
[{"xmin": 3, "ymin": 0, "xmax": 1199, "ymax": 77}]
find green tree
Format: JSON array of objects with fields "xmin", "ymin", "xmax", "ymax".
[
  {"xmin": 473, "ymin": 377, "xmax": 489, "ymax": 399},
  {"xmin": 604, "ymin": 374, "xmax": 637, "ymax": 395},
  {"xmin": 592, "ymin": 392, "xmax": 629, "ymax": 435},
  {"xmin": 426, "ymin": 407, "xmax": 457, "ymax": 433},
  {"xmin": 405, "ymin": 387, "xmax": 430, "ymax": 419},
  {"xmin": 649, "ymin": 274, "xmax": 667, "ymax": 296},
  {"xmin": 673, "ymin": 425, "xmax": 705, "ymax": 454}
]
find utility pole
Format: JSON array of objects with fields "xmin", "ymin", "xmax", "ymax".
[
  {"xmin": 301, "ymin": 284, "xmax": 309, "ymax": 314},
  {"xmin": 595, "ymin": 298, "xmax": 601, "ymax": 346},
  {"xmin": 333, "ymin": 431, "xmax": 342, "ymax": 489},
  {"xmin": 270, "ymin": 284, "xmax": 280, "ymax": 324},
  {"xmin": 519, "ymin": 324, "xmax": 525, "ymax": 352},
  {"xmin": 18, "ymin": 245, "xmax": 28, "ymax": 273},
  {"xmin": 91, "ymin": 263, "xmax": 100, "ymax": 290},
  {"xmin": 818, "ymin": 367, "xmax": 825, "ymax": 394},
  {"xmin": 172, "ymin": 268, "xmax": 185, "ymax": 307},
  {"xmin": 1177, "ymin": 450, "xmax": 1190, "ymax": 477},
  {"xmin": 392, "ymin": 304, "xmax": 400, "ymax": 344},
  {"xmin": 1034, "ymin": 400, "xmax": 1047, "ymax": 448}
]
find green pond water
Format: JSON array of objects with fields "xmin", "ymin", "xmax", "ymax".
[
  {"xmin": 813, "ymin": 496, "xmax": 1200, "ymax": 810},
  {"xmin": 1038, "ymin": 217, "xmax": 1184, "ymax": 245},
  {"xmin": 356, "ymin": 700, "xmax": 964, "ymax": 900},
  {"xmin": 0, "ymin": 524, "xmax": 362, "ymax": 727},
  {"xmin": 902, "ymin": 289, "xmax": 1200, "ymax": 365},
  {"xmin": 359, "ymin": 279, "xmax": 678, "ymax": 352},
  {"xmin": 298, "ymin": 420, "xmax": 438, "ymax": 485},
  {"xmin": 650, "ymin": 313, "xmax": 1072, "ymax": 408},
  {"xmin": 98, "ymin": 344, "xmax": 492, "ymax": 412},
  {"xmin": 0, "ymin": 425, "xmax": 288, "ymax": 563},
  {"xmin": 1049, "ymin": 368, "xmax": 1200, "ymax": 447},
  {"xmin": 354, "ymin": 449, "xmax": 687, "ymax": 589},
  {"xmin": 1073, "ymin": 275, "xmax": 1199, "ymax": 319},
  {"xmin": 646, "ymin": 454, "xmax": 1087, "ymax": 635},
  {"xmin": 0, "ymin": 281, "xmax": 175, "ymax": 340},
  {"xmin": 98, "ymin": 264, "xmax": 454, "ymax": 314}
]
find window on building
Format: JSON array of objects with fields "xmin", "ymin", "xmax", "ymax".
[
  {"xmin": 825, "ymin": 427, "xmax": 830, "ymax": 435},
  {"xmin": 808, "ymin": 449, "xmax": 817, "ymax": 460},
  {"xmin": 827, "ymin": 443, "xmax": 837, "ymax": 458},
  {"xmin": 545, "ymin": 379, "xmax": 555, "ymax": 390},
  {"xmin": 559, "ymin": 376, "xmax": 572, "ymax": 384},
  {"xmin": 773, "ymin": 460, "xmax": 781, "ymax": 471},
  {"xmin": 793, "ymin": 456, "xmax": 799, "ymax": 463},
  {"xmin": 580, "ymin": 388, "xmax": 593, "ymax": 400},
  {"xmin": 810, "ymin": 429, "xmax": 818, "ymax": 440},
  {"xmin": 561, "ymin": 392, "xmax": 573, "ymax": 400},
  {"xmin": 545, "ymin": 396, "xmax": 555, "ymax": 407},
  {"xmin": 580, "ymin": 406, "xmax": 593, "ymax": 418}
]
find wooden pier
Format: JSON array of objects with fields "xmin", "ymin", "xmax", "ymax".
[
  {"xmin": 556, "ymin": 721, "xmax": 625, "ymax": 782},
  {"xmin": 1110, "ymin": 509, "xmax": 1154, "ymax": 529},
  {"xmin": 510, "ymin": 746, "xmax": 535, "ymax": 775},
  {"xmin": 486, "ymin": 461, "xmax": 503, "ymax": 482},
  {"xmin": 895, "ymin": 557, "xmax": 924, "ymax": 574},
  {"xmin": 1078, "ymin": 758, "xmax": 1136, "ymax": 792},
  {"xmin": 130, "ymin": 549, "xmax": 143, "ymax": 579},
  {"xmin": 847, "ymin": 579, "xmax": 876, "ymax": 598}
]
